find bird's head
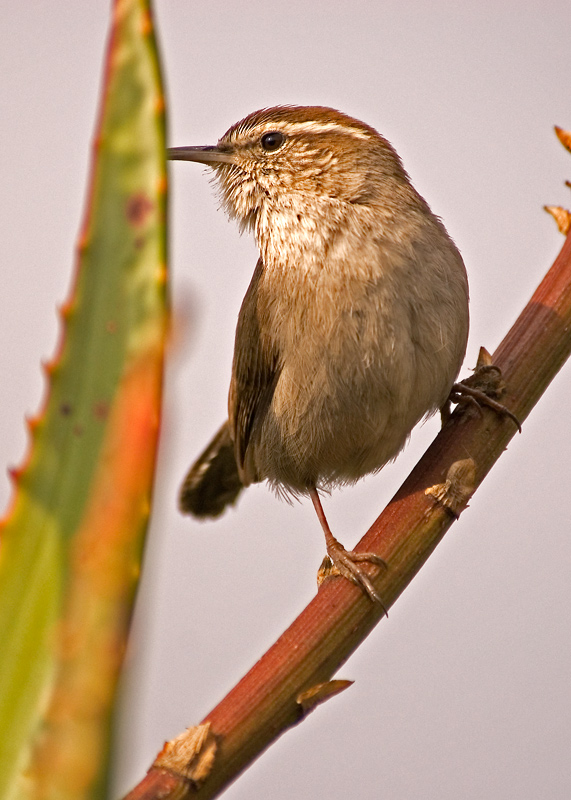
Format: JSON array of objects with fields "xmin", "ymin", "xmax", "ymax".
[{"xmin": 168, "ymin": 105, "xmax": 411, "ymax": 233}]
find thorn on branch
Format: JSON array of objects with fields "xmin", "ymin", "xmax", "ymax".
[
  {"xmin": 153, "ymin": 722, "xmax": 217, "ymax": 788},
  {"xmin": 554, "ymin": 125, "xmax": 571, "ymax": 153},
  {"xmin": 544, "ymin": 205, "xmax": 571, "ymax": 235},
  {"xmin": 425, "ymin": 458, "xmax": 477, "ymax": 518},
  {"xmin": 297, "ymin": 680, "xmax": 354, "ymax": 716}
]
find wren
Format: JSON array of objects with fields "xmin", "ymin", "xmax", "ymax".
[{"xmin": 168, "ymin": 106, "xmax": 469, "ymax": 603}]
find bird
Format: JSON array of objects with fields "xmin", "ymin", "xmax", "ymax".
[{"xmin": 168, "ymin": 105, "xmax": 469, "ymax": 603}]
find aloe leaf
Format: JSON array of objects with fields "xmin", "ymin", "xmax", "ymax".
[{"xmin": 0, "ymin": 1, "xmax": 167, "ymax": 798}]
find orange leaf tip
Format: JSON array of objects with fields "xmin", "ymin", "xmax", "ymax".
[
  {"xmin": 8, "ymin": 465, "xmax": 24, "ymax": 483},
  {"xmin": 25, "ymin": 413, "xmax": 41, "ymax": 433}
]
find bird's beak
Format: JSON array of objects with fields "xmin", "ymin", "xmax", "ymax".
[{"xmin": 167, "ymin": 145, "xmax": 234, "ymax": 165}]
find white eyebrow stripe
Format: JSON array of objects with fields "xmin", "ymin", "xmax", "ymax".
[{"xmin": 276, "ymin": 120, "xmax": 371, "ymax": 139}]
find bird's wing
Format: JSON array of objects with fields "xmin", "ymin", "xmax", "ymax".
[{"xmin": 229, "ymin": 258, "xmax": 281, "ymax": 485}]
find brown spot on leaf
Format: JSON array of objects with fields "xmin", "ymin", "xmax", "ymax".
[
  {"xmin": 125, "ymin": 193, "xmax": 153, "ymax": 228},
  {"xmin": 93, "ymin": 401, "xmax": 110, "ymax": 421}
]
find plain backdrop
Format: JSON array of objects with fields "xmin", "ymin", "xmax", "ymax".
[{"xmin": 1, "ymin": 2, "xmax": 570, "ymax": 799}]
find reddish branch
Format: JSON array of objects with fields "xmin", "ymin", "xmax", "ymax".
[{"xmin": 123, "ymin": 211, "xmax": 571, "ymax": 799}]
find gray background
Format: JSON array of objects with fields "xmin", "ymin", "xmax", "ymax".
[{"xmin": 1, "ymin": 2, "xmax": 570, "ymax": 798}]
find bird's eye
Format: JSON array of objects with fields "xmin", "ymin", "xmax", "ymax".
[{"xmin": 260, "ymin": 131, "xmax": 286, "ymax": 152}]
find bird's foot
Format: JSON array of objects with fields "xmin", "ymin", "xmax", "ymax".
[
  {"xmin": 442, "ymin": 347, "xmax": 521, "ymax": 432},
  {"xmin": 320, "ymin": 540, "xmax": 388, "ymax": 611}
]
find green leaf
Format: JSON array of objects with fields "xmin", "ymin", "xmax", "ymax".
[{"xmin": 0, "ymin": 1, "xmax": 168, "ymax": 797}]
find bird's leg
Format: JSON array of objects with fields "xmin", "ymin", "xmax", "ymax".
[{"xmin": 309, "ymin": 488, "xmax": 387, "ymax": 610}]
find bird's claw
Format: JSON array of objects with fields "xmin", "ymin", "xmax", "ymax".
[
  {"xmin": 321, "ymin": 544, "xmax": 388, "ymax": 612},
  {"xmin": 443, "ymin": 351, "xmax": 521, "ymax": 432}
]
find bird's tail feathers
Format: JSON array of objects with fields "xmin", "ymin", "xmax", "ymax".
[{"xmin": 179, "ymin": 422, "xmax": 244, "ymax": 518}]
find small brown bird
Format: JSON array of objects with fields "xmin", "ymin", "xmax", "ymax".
[{"xmin": 168, "ymin": 106, "xmax": 469, "ymax": 603}]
